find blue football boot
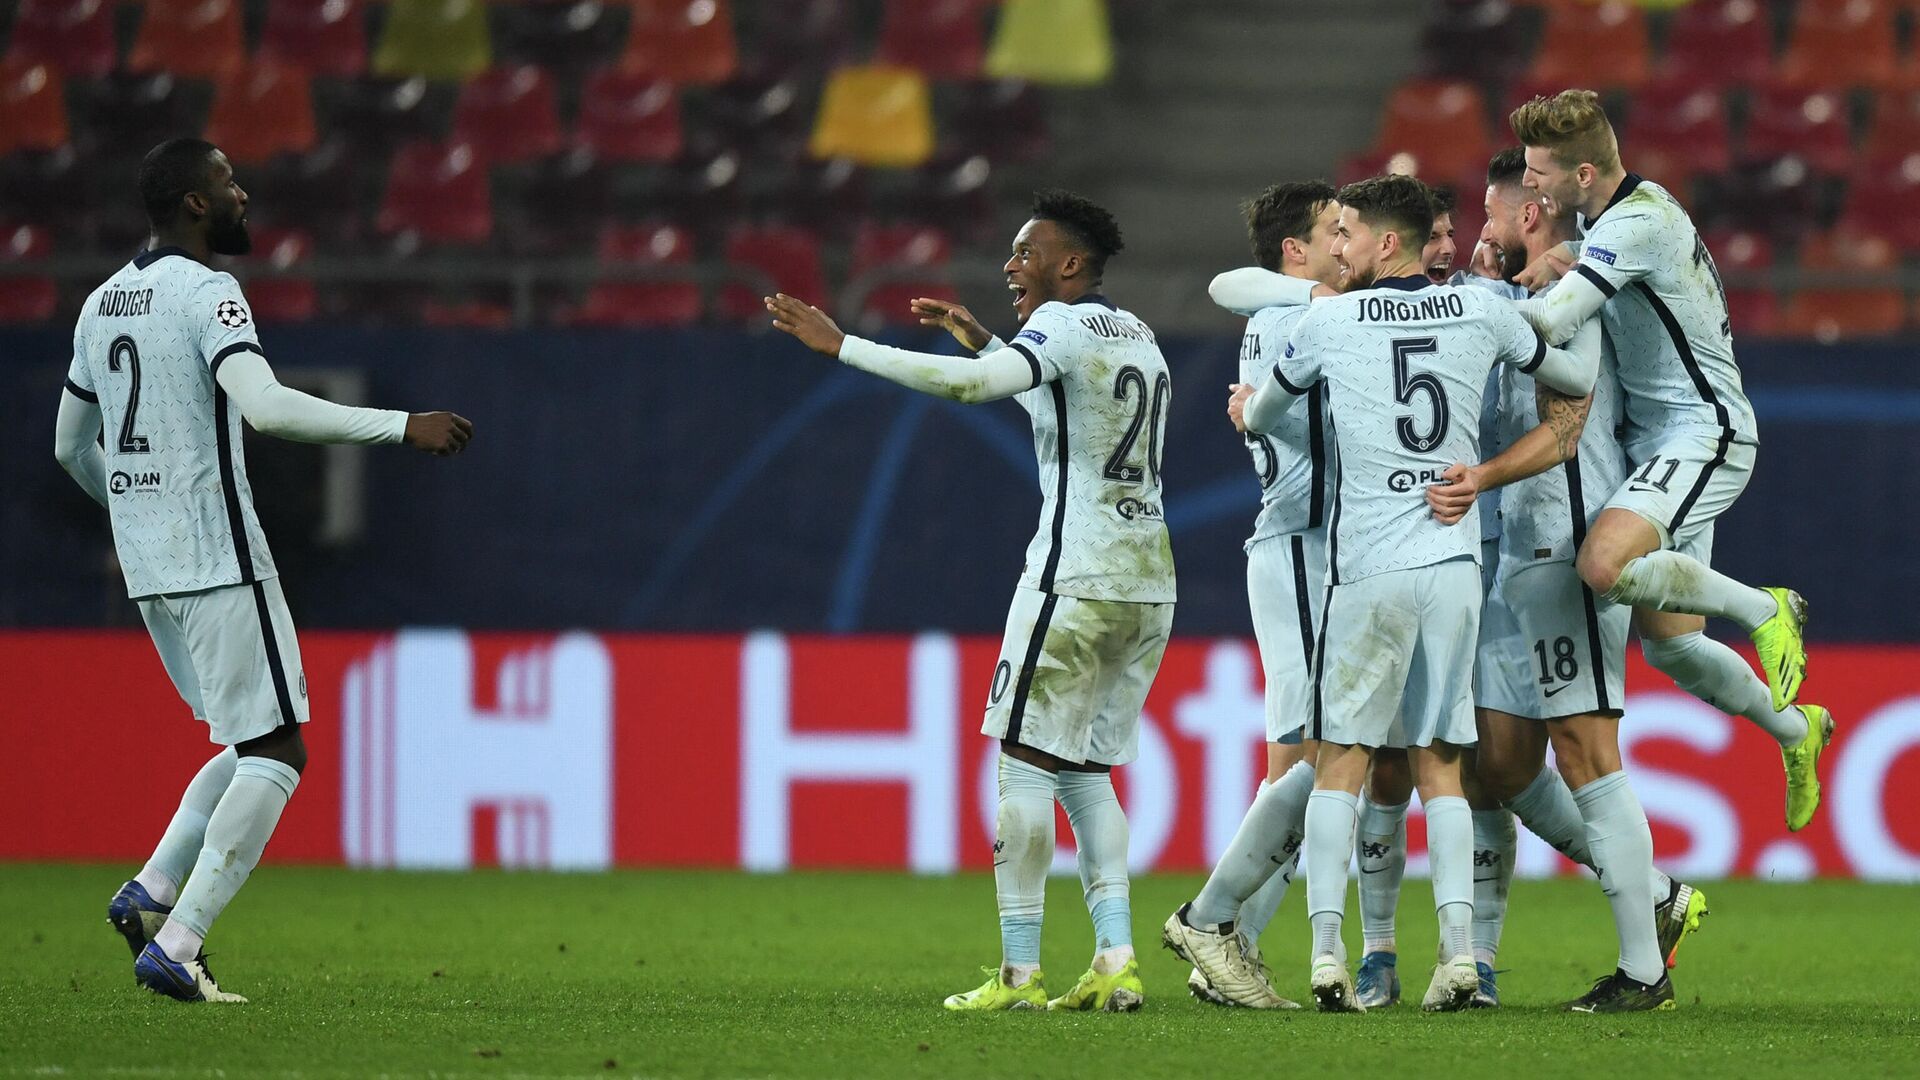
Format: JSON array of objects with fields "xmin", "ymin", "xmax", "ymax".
[
  {"xmin": 107, "ymin": 880, "xmax": 170, "ymax": 958},
  {"xmin": 1355, "ymin": 950, "xmax": 1401, "ymax": 1008},
  {"xmin": 134, "ymin": 941, "xmax": 247, "ymax": 1003}
]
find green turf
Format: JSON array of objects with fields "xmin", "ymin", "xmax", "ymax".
[{"xmin": 3, "ymin": 866, "xmax": 1917, "ymax": 1078}]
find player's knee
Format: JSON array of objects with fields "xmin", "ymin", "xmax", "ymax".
[
  {"xmin": 1640, "ymin": 631, "xmax": 1700, "ymax": 674},
  {"xmin": 1474, "ymin": 750, "xmax": 1535, "ymax": 804},
  {"xmin": 236, "ymin": 725, "xmax": 308, "ymax": 775},
  {"xmin": 1576, "ymin": 543, "xmax": 1622, "ymax": 596}
]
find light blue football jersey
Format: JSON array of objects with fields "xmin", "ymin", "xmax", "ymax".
[{"xmin": 1276, "ymin": 274, "xmax": 1548, "ymax": 585}]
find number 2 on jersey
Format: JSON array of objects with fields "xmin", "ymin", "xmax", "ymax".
[
  {"xmin": 1391, "ymin": 337, "xmax": 1449, "ymax": 453},
  {"xmin": 107, "ymin": 335, "xmax": 150, "ymax": 454},
  {"xmin": 1103, "ymin": 365, "xmax": 1169, "ymax": 484}
]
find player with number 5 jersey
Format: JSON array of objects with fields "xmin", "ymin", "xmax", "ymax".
[
  {"xmin": 55, "ymin": 139, "xmax": 473, "ymax": 1005},
  {"xmin": 766, "ymin": 190, "xmax": 1171, "ymax": 1016}
]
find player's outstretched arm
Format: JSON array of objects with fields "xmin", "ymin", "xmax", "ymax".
[
  {"xmin": 215, "ymin": 351, "xmax": 472, "ymax": 455},
  {"xmin": 1426, "ymin": 385, "xmax": 1594, "ymax": 525},
  {"xmin": 766, "ymin": 293, "xmax": 1035, "ymax": 405},
  {"xmin": 53, "ymin": 389, "xmax": 109, "ymax": 506},
  {"xmin": 1207, "ymin": 268, "xmax": 1329, "ymax": 316}
]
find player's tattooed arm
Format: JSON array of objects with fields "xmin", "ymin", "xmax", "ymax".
[
  {"xmin": 1537, "ymin": 381, "xmax": 1593, "ymax": 463},
  {"xmin": 1426, "ymin": 386, "xmax": 1595, "ymax": 526}
]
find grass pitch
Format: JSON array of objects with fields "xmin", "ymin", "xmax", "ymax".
[{"xmin": 2, "ymin": 866, "xmax": 1916, "ymax": 1078}]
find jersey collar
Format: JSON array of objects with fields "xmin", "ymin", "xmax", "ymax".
[
  {"xmin": 1578, "ymin": 172, "xmax": 1644, "ymax": 233},
  {"xmin": 1371, "ymin": 274, "xmax": 1431, "ymax": 292},
  {"xmin": 133, "ymin": 246, "xmax": 194, "ymax": 270},
  {"xmin": 1071, "ymin": 293, "xmax": 1117, "ymax": 310}
]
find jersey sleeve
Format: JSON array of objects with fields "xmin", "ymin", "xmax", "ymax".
[
  {"xmin": 1003, "ymin": 305, "xmax": 1078, "ymax": 385},
  {"xmin": 64, "ymin": 323, "xmax": 97, "ymax": 402},
  {"xmin": 1573, "ymin": 208, "xmax": 1661, "ymax": 297},
  {"xmin": 1273, "ymin": 309, "xmax": 1325, "ymax": 393},
  {"xmin": 1484, "ymin": 293, "xmax": 1549, "ymax": 373},
  {"xmin": 192, "ymin": 272, "xmax": 263, "ymax": 371}
]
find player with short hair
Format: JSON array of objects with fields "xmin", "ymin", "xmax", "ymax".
[
  {"xmin": 1349, "ymin": 183, "xmax": 1463, "ymax": 1008},
  {"xmin": 1426, "ymin": 146, "xmax": 1700, "ymax": 1012},
  {"xmin": 1163, "ymin": 181, "xmax": 1341, "ymax": 1011},
  {"xmin": 1196, "ymin": 180, "xmax": 1474, "ymax": 1010},
  {"xmin": 766, "ymin": 190, "xmax": 1174, "ymax": 1014},
  {"xmin": 1236, "ymin": 174, "xmax": 1598, "ymax": 1013},
  {"xmin": 1502, "ymin": 90, "xmax": 1834, "ymax": 837},
  {"xmin": 59, "ymin": 138, "xmax": 472, "ymax": 1003}
]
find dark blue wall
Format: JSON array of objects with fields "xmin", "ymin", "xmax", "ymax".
[{"xmin": 5, "ymin": 327, "xmax": 1917, "ymax": 640}]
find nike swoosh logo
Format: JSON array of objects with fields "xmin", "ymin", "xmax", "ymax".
[
  {"xmin": 1472, "ymin": 876, "xmax": 1502, "ymax": 883},
  {"xmin": 1626, "ymin": 484, "xmax": 1661, "ymax": 493},
  {"xmin": 1360, "ymin": 866, "xmax": 1390, "ymax": 874},
  {"xmin": 1543, "ymin": 683, "xmax": 1572, "ymax": 697}
]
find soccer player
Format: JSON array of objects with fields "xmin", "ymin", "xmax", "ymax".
[
  {"xmin": 1503, "ymin": 90, "xmax": 1834, "ymax": 834},
  {"xmin": 765, "ymin": 190, "xmax": 1174, "ymax": 1014},
  {"xmin": 1196, "ymin": 182, "xmax": 1470, "ymax": 1010},
  {"xmin": 1427, "ymin": 147, "xmax": 1701, "ymax": 1012},
  {"xmin": 1349, "ymin": 189, "xmax": 1463, "ymax": 1008},
  {"xmin": 1249, "ymin": 174, "xmax": 1598, "ymax": 1013},
  {"xmin": 57, "ymin": 138, "xmax": 473, "ymax": 1002},
  {"xmin": 1162, "ymin": 181, "xmax": 1342, "ymax": 1011}
]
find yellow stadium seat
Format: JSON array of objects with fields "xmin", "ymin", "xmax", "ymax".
[
  {"xmin": 808, "ymin": 64, "xmax": 934, "ymax": 168},
  {"xmin": 373, "ymin": 0, "xmax": 490, "ymax": 81},
  {"xmin": 985, "ymin": 0, "xmax": 1112, "ymax": 85}
]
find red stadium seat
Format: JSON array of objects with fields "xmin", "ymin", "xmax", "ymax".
[
  {"xmin": 452, "ymin": 66, "xmax": 563, "ymax": 165},
  {"xmin": 1369, "ymin": 79, "xmax": 1493, "ymax": 183},
  {"xmin": 1419, "ymin": 0, "xmax": 1528, "ymax": 82},
  {"xmin": 0, "ymin": 221, "xmax": 57, "ymax": 324},
  {"xmin": 1836, "ymin": 152, "xmax": 1920, "ymax": 252},
  {"xmin": 850, "ymin": 221, "xmax": 951, "ymax": 327},
  {"xmin": 1779, "ymin": 225, "xmax": 1905, "ymax": 340},
  {"xmin": 945, "ymin": 79, "xmax": 1050, "ymax": 162},
  {"xmin": 573, "ymin": 222, "xmax": 703, "ymax": 327},
  {"xmin": 128, "ymin": 0, "xmax": 247, "ymax": 79},
  {"xmin": 377, "ymin": 141, "xmax": 494, "ymax": 247},
  {"xmin": 575, "ymin": 71, "xmax": 683, "ymax": 162},
  {"xmin": 242, "ymin": 227, "xmax": 319, "ymax": 323},
  {"xmin": 1659, "ymin": 0, "xmax": 1774, "ymax": 91},
  {"xmin": 1778, "ymin": 289, "xmax": 1906, "ymax": 339},
  {"xmin": 0, "ymin": 60, "xmax": 67, "ymax": 155},
  {"xmin": 1724, "ymin": 288, "xmax": 1779, "ymax": 336},
  {"xmin": 1703, "ymin": 227, "xmax": 1775, "ymax": 273},
  {"xmin": 876, "ymin": 0, "xmax": 988, "ymax": 79},
  {"xmin": 1777, "ymin": 0, "xmax": 1898, "ymax": 91},
  {"xmin": 1527, "ymin": 1, "xmax": 1650, "ymax": 91},
  {"xmin": 717, "ymin": 223, "xmax": 826, "ymax": 322},
  {"xmin": 1863, "ymin": 89, "xmax": 1920, "ymax": 164},
  {"xmin": 620, "ymin": 0, "xmax": 738, "ymax": 85},
  {"xmin": 204, "ymin": 64, "xmax": 317, "ymax": 166},
  {"xmin": 4, "ymin": 0, "xmax": 116, "ymax": 77},
  {"xmin": 258, "ymin": 0, "xmax": 368, "ymax": 77},
  {"xmin": 1622, "ymin": 76, "xmax": 1731, "ymax": 187},
  {"xmin": 1740, "ymin": 87, "xmax": 1855, "ymax": 174}
]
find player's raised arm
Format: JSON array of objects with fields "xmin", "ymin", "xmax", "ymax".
[
  {"xmin": 213, "ymin": 351, "xmax": 472, "ymax": 455},
  {"xmin": 766, "ymin": 292, "xmax": 1042, "ymax": 405},
  {"xmin": 1207, "ymin": 266, "xmax": 1329, "ymax": 316}
]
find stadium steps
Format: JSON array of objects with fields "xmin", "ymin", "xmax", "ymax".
[{"xmin": 1044, "ymin": 0, "xmax": 1421, "ymax": 330}]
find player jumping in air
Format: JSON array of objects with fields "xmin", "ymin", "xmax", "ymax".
[
  {"xmin": 766, "ymin": 190, "xmax": 1175, "ymax": 1014},
  {"xmin": 57, "ymin": 138, "xmax": 472, "ymax": 1002},
  {"xmin": 1428, "ymin": 147, "xmax": 1702, "ymax": 1012},
  {"xmin": 1495, "ymin": 91, "xmax": 1833, "ymax": 835}
]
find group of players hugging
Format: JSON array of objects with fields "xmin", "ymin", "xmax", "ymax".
[{"xmin": 69, "ymin": 89, "xmax": 1829, "ymax": 1011}]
